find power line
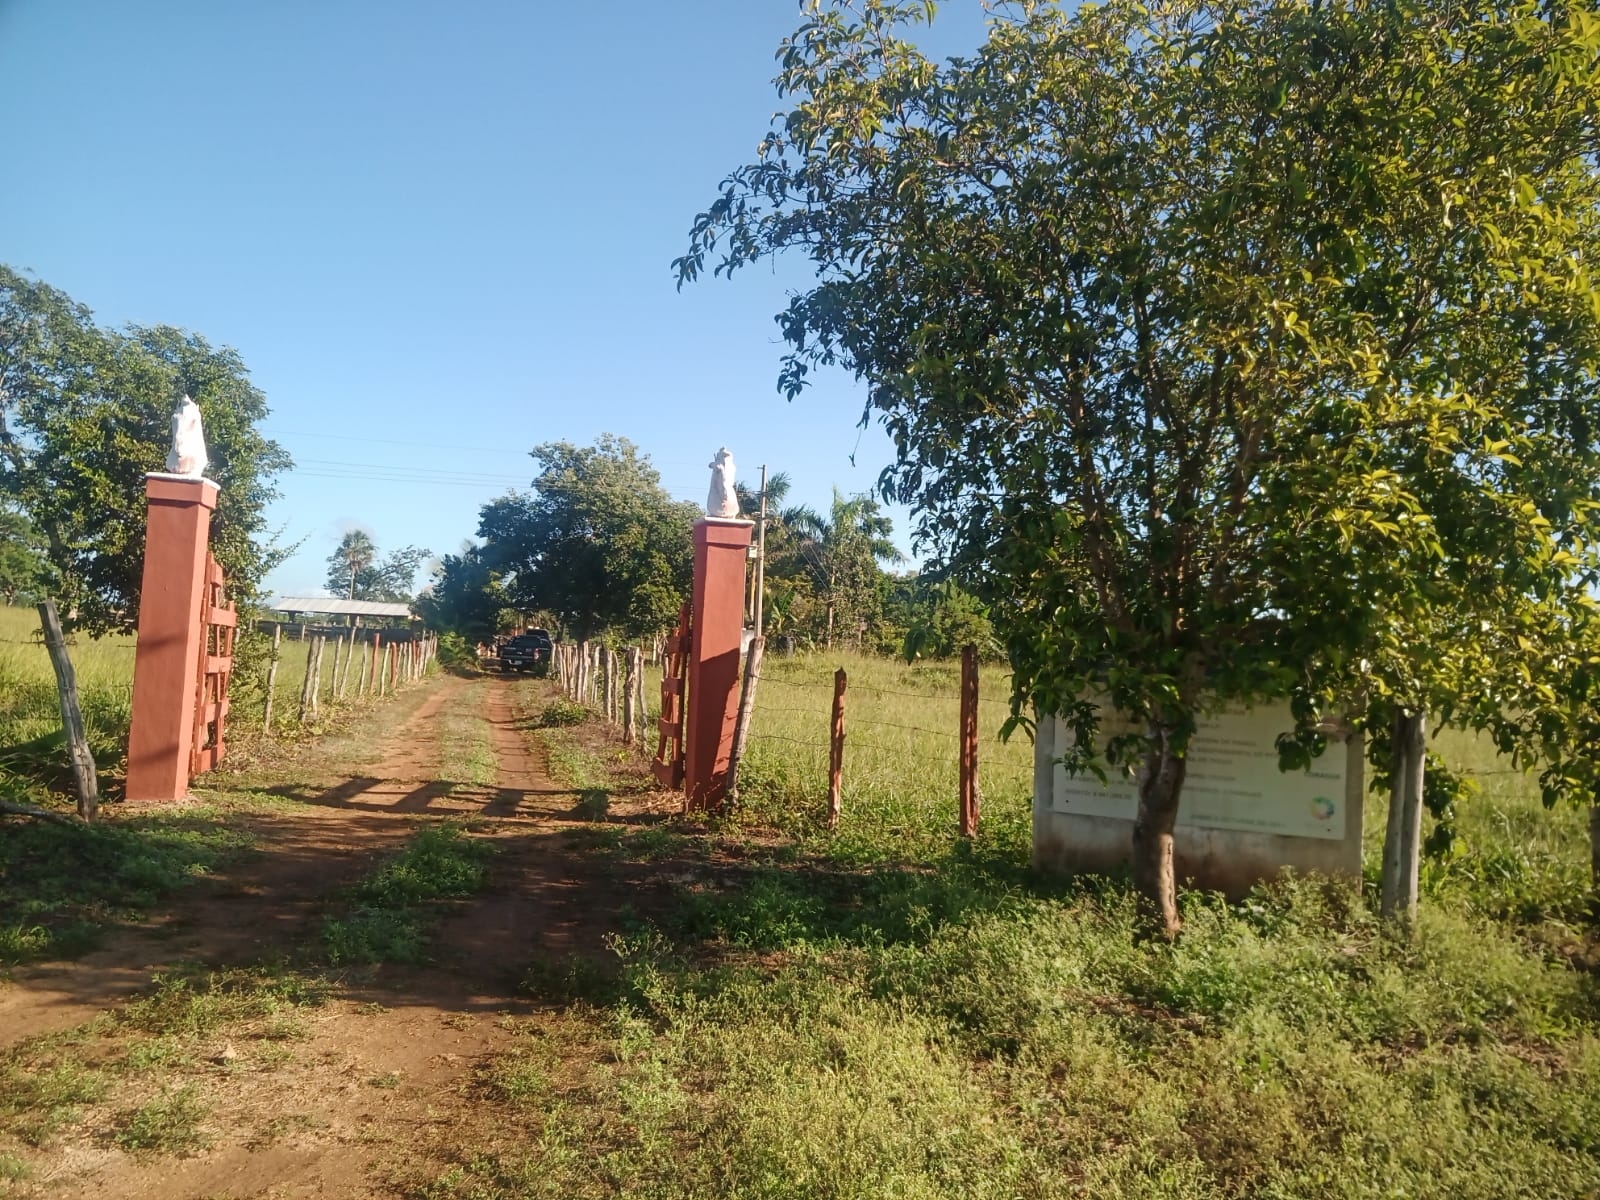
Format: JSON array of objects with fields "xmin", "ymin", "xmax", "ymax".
[
  {"xmin": 265, "ymin": 427, "xmax": 720, "ymax": 475},
  {"xmin": 284, "ymin": 460, "xmax": 706, "ymax": 500},
  {"xmin": 264, "ymin": 428, "xmax": 538, "ymax": 457}
]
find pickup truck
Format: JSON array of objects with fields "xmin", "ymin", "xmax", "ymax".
[{"xmin": 497, "ymin": 630, "xmax": 552, "ymax": 675}]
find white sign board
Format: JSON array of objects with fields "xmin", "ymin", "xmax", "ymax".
[{"xmin": 1050, "ymin": 703, "xmax": 1347, "ymax": 841}]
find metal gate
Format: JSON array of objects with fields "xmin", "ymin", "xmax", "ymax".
[{"xmin": 191, "ymin": 552, "xmax": 236, "ymax": 775}]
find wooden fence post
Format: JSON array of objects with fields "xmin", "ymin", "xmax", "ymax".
[
  {"xmin": 332, "ymin": 635, "xmax": 348, "ymax": 701},
  {"xmin": 298, "ymin": 637, "xmax": 316, "ymax": 721},
  {"xmin": 36, "ymin": 600, "xmax": 99, "ymax": 820},
  {"xmin": 609, "ymin": 648, "xmax": 620, "ymax": 725},
  {"xmin": 959, "ymin": 643, "xmax": 980, "ymax": 837},
  {"xmin": 623, "ymin": 647, "xmax": 638, "ymax": 744},
  {"xmin": 726, "ymin": 635, "xmax": 765, "ymax": 812},
  {"xmin": 635, "ymin": 646, "xmax": 648, "ymax": 747},
  {"xmin": 339, "ymin": 634, "xmax": 355, "ymax": 700},
  {"xmin": 828, "ymin": 667, "xmax": 846, "ymax": 829},
  {"xmin": 310, "ymin": 636, "xmax": 327, "ymax": 717},
  {"xmin": 1381, "ymin": 709, "xmax": 1427, "ymax": 921},
  {"xmin": 389, "ymin": 640, "xmax": 399, "ymax": 692},
  {"xmin": 262, "ymin": 622, "xmax": 282, "ymax": 734}
]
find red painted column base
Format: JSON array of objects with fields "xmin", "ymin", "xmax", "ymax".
[
  {"xmin": 126, "ymin": 475, "xmax": 217, "ymax": 802},
  {"xmin": 685, "ymin": 517, "xmax": 753, "ymax": 811}
]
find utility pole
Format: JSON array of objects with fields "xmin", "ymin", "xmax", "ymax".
[{"xmin": 755, "ymin": 464, "xmax": 768, "ymax": 637}]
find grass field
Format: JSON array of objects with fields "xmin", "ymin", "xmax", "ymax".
[
  {"xmin": 0, "ymin": 604, "xmax": 425, "ymax": 802},
  {"xmin": 650, "ymin": 649, "xmax": 1589, "ymax": 925},
  {"xmin": 496, "ymin": 651, "xmax": 1600, "ymax": 1200}
]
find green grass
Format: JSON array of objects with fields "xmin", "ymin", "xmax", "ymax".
[
  {"xmin": 0, "ymin": 605, "xmax": 435, "ymax": 796},
  {"xmin": 421, "ymin": 652, "xmax": 1600, "ymax": 1200},
  {"xmin": 0, "ymin": 606, "xmax": 136, "ymax": 788},
  {"xmin": 117, "ymin": 966, "xmax": 327, "ymax": 1040},
  {"xmin": 0, "ymin": 1055, "xmax": 109, "ymax": 1148},
  {"xmin": 1423, "ymin": 727, "xmax": 1589, "ymax": 926},
  {"xmin": 322, "ymin": 823, "xmax": 494, "ymax": 965},
  {"xmin": 438, "ymin": 695, "xmax": 497, "ymax": 787},
  {"xmin": 0, "ymin": 809, "xmax": 257, "ymax": 966},
  {"xmin": 729, "ymin": 651, "xmax": 1033, "ymax": 863},
  {"xmin": 112, "ymin": 1084, "xmax": 210, "ymax": 1155},
  {"xmin": 528, "ymin": 699, "xmax": 631, "ymax": 820},
  {"xmin": 0, "ymin": 965, "xmax": 324, "ymax": 1164}
]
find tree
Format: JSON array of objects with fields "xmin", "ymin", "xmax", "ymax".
[
  {"xmin": 0, "ymin": 266, "xmax": 291, "ymax": 632},
  {"xmin": 414, "ymin": 545, "xmax": 509, "ymax": 643},
  {"xmin": 0, "ymin": 502, "xmax": 52, "ymax": 605},
  {"xmin": 736, "ymin": 470, "xmax": 896, "ymax": 645},
  {"xmin": 680, "ymin": 0, "xmax": 1600, "ymax": 932},
  {"xmin": 478, "ymin": 435, "xmax": 699, "ymax": 640},
  {"xmin": 323, "ymin": 533, "xmax": 432, "ymax": 603},
  {"xmin": 788, "ymin": 489, "xmax": 905, "ymax": 649},
  {"xmin": 327, "ymin": 530, "xmax": 377, "ymax": 599},
  {"xmin": 894, "ymin": 576, "xmax": 996, "ymax": 663}
]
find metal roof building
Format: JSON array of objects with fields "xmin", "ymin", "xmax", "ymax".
[{"xmin": 268, "ymin": 596, "xmax": 415, "ymax": 619}]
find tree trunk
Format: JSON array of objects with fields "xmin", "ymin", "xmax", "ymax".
[
  {"xmin": 1380, "ymin": 709, "xmax": 1426, "ymax": 922},
  {"xmin": 1131, "ymin": 725, "xmax": 1187, "ymax": 939},
  {"xmin": 1588, "ymin": 801, "xmax": 1600, "ymax": 922}
]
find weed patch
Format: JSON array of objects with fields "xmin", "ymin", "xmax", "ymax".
[
  {"xmin": 0, "ymin": 1057, "xmax": 108, "ymax": 1147},
  {"xmin": 537, "ymin": 698, "xmax": 588, "ymax": 728},
  {"xmin": 113, "ymin": 1084, "xmax": 210, "ymax": 1155},
  {"xmin": 0, "ymin": 812, "xmax": 254, "ymax": 965},
  {"xmin": 322, "ymin": 823, "xmax": 492, "ymax": 965}
]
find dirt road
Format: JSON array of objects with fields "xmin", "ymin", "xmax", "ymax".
[{"xmin": 0, "ymin": 673, "xmax": 670, "ymax": 1199}]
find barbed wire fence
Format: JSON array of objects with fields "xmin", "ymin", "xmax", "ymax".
[{"xmin": 730, "ymin": 645, "xmax": 991, "ymax": 836}]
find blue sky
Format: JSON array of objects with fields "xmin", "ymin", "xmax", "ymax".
[{"xmin": 0, "ymin": 1, "xmax": 994, "ymax": 596}]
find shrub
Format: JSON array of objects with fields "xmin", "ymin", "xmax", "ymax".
[{"xmin": 539, "ymin": 698, "xmax": 588, "ymax": 728}]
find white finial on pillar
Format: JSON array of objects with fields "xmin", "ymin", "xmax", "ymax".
[
  {"xmin": 707, "ymin": 446, "xmax": 738, "ymax": 518},
  {"xmin": 166, "ymin": 395, "xmax": 209, "ymax": 479}
]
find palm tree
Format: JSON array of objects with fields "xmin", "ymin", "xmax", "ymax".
[
  {"xmin": 328, "ymin": 530, "xmax": 377, "ymax": 599},
  {"xmin": 790, "ymin": 489, "xmax": 905, "ymax": 649}
]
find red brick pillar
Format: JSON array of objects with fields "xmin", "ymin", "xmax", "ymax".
[
  {"xmin": 685, "ymin": 517, "xmax": 753, "ymax": 811},
  {"xmin": 126, "ymin": 475, "xmax": 218, "ymax": 802}
]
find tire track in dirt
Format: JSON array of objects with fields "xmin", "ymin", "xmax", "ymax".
[
  {"xmin": 419, "ymin": 676, "xmax": 666, "ymax": 997},
  {"xmin": 4, "ymin": 675, "xmax": 682, "ymax": 1199},
  {"xmin": 0, "ymin": 674, "xmax": 469, "ymax": 1048}
]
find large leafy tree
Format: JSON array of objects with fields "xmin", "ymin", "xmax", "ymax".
[
  {"xmin": 414, "ymin": 545, "xmax": 510, "ymax": 643},
  {"xmin": 0, "ymin": 266, "xmax": 291, "ymax": 632},
  {"xmin": 680, "ymin": 0, "xmax": 1600, "ymax": 932},
  {"xmin": 0, "ymin": 501, "xmax": 52, "ymax": 605},
  {"xmin": 478, "ymin": 435, "xmax": 699, "ymax": 640}
]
